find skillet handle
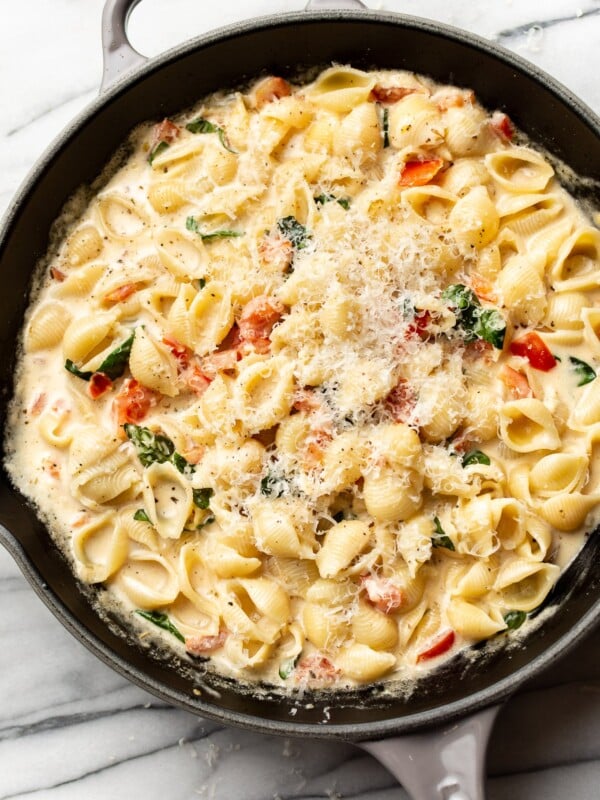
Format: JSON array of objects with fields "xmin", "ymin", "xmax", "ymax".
[
  {"xmin": 305, "ymin": 0, "xmax": 368, "ymax": 8},
  {"xmin": 359, "ymin": 705, "xmax": 500, "ymax": 800},
  {"xmin": 101, "ymin": 0, "xmax": 147, "ymax": 93}
]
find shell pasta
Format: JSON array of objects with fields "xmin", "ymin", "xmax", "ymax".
[{"xmin": 6, "ymin": 66, "xmax": 600, "ymax": 690}]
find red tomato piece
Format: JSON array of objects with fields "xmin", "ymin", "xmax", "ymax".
[
  {"xmin": 151, "ymin": 118, "xmax": 180, "ymax": 147},
  {"xmin": 259, "ymin": 232, "xmax": 294, "ymax": 273},
  {"xmin": 406, "ymin": 309, "xmax": 431, "ymax": 340},
  {"xmin": 202, "ymin": 348, "xmax": 239, "ymax": 376},
  {"xmin": 489, "ymin": 111, "xmax": 514, "ymax": 142},
  {"xmin": 88, "ymin": 372, "xmax": 113, "ymax": 399},
  {"xmin": 254, "ymin": 76, "xmax": 292, "ymax": 108},
  {"xmin": 295, "ymin": 654, "xmax": 340, "ymax": 683},
  {"xmin": 470, "ymin": 272, "xmax": 498, "ymax": 304},
  {"xmin": 361, "ymin": 575, "xmax": 405, "ymax": 614},
  {"xmin": 416, "ymin": 630, "xmax": 456, "ymax": 663},
  {"xmin": 239, "ymin": 295, "xmax": 285, "ymax": 343},
  {"xmin": 29, "ymin": 392, "xmax": 47, "ymax": 416},
  {"xmin": 509, "ymin": 332, "xmax": 556, "ymax": 371},
  {"xmin": 162, "ymin": 335, "xmax": 190, "ymax": 370},
  {"xmin": 186, "ymin": 364, "xmax": 212, "ymax": 396},
  {"xmin": 369, "ymin": 85, "xmax": 418, "ymax": 104},
  {"xmin": 384, "ymin": 379, "xmax": 418, "ymax": 424},
  {"xmin": 293, "ymin": 387, "xmax": 324, "ymax": 414},
  {"xmin": 398, "ymin": 158, "xmax": 445, "ymax": 187},
  {"xmin": 499, "ymin": 365, "xmax": 533, "ymax": 399},
  {"xmin": 185, "ymin": 630, "xmax": 227, "ymax": 655},
  {"xmin": 103, "ymin": 282, "xmax": 141, "ymax": 306},
  {"xmin": 50, "ymin": 266, "xmax": 66, "ymax": 282},
  {"xmin": 434, "ymin": 88, "xmax": 475, "ymax": 111},
  {"xmin": 114, "ymin": 379, "xmax": 157, "ymax": 426}
]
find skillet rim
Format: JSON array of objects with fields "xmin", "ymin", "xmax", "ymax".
[{"xmin": 0, "ymin": 7, "xmax": 599, "ymax": 740}]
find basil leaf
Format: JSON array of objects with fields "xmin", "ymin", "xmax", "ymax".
[
  {"xmin": 432, "ymin": 516, "xmax": 455, "ymax": 551},
  {"xmin": 185, "ymin": 117, "xmax": 218, "ymax": 134},
  {"xmin": 148, "ymin": 140, "xmax": 169, "ymax": 165},
  {"xmin": 133, "ymin": 508, "xmax": 151, "ymax": 523},
  {"xmin": 276, "ymin": 216, "xmax": 311, "ymax": 249},
  {"xmin": 382, "ymin": 106, "xmax": 390, "ymax": 148},
  {"xmin": 503, "ymin": 610, "xmax": 527, "ymax": 630},
  {"xmin": 314, "ymin": 193, "xmax": 350, "ymax": 210},
  {"xmin": 278, "ymin": 653, "xmax": 301, "ymax": 680},
  {"xmin": 569, "ymin": 356, "xmax": 596, "ymax": 387},
  {"xmin": 442, "ymin": 283, "xmax": 505, "ymax": 350},
  {"xmin": 172, "ymin": 451, "xmax": 195, "ymax": 476},
  {"xmin": 260, "ymin": 473, "xmax": 286, "ymax": 497},
  {"xmin": 124, "ymin": 424, "xmax": 175, "ymax": 467},
  {"xmin": 186, "ymin": 216, "xmax": 243, "ymax": 241},
  {"xmin": 135, "ymin": 610, "xmax": 185, "ymax": 643},
  {"xmin": 65, "ymin": 332, "xmax": 135, "ymax": 382},
  {"xmin": 472, "ymin": 308, "xmax": 506, "ymax": 350},
  {"xmin": 442, "ymin": 283, "xmax": 478, "ymax": 313},
  {"xmin": 462, "ymin": 449, "xmax": 491, "ymax": 467},
  {"xmin": 193, "ymin": 487, "xmax": 214, "ymax": 509},
  {"xmin": 65, "ymin": 359, "xmax": 93, "ymax": 381},
  {"xmin": 185, "ymin": 117, "xmax": 237, "ymax": 153},
  {"xmin": 97, "ymin": 331, "xmax": 135, "ymax": 380}
]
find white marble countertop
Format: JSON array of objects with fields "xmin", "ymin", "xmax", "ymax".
[{"xmin": 0, "ymin": 1, "xmax": 599, "ymax": 798}]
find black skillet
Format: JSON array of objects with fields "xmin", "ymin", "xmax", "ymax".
[{"xmin": 0, "ymin": 1, "xmax": 599, "ymax": 797}]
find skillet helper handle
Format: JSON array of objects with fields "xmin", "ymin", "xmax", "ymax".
[
  {"xmin": 305, "ymin": 0, "xmax": 368, "ymax": 7},
  {"xmin": 101, "ymin": 0, "xmax": 148, "ymax": 93},
  {"xmin": 360, "ymin": 706, "xmax": 500, "ymax": 800}
]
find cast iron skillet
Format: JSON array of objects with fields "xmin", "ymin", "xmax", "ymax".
[{"xmin": 0, "ymin": 1, "xmax": 599, "ymax": 797}]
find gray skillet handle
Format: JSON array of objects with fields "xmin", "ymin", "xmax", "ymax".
[
  {"xmin": 360, "ymin": 706, "xmax": 500, "ymax": 800},
  {"xmin": 100, "ymin": 0, "xmax": 370, "ymax": 93},
  {"xmin": 305, "ymin": 0, "xmax": 368, "ymax": 8},
  {"xmin": 101, "ymin": 0, "xmax": 147, "ymax": 93}
]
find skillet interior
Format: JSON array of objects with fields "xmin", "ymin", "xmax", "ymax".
[{"xmin": 0, "ymin": 11, "xmax": 599, "ymax": 739}]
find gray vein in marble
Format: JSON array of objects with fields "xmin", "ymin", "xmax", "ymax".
[
  {"xmin": 4, "ymin": 86, "xmax": 97, "ymax": 138},
  {"xmin": 0, "ymin": 742, "xmax": 182, "ymax": 800},
  {"xmin": 0, "ymin": 702, "xmax": 179, "ymax": 742},
  {"xmin": 494, "ymin": 5, "xmax": 600, "ymax": 40}
]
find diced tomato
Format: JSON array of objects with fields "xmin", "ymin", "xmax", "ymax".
[
  {"xmin": 361, "ymin": 575, "xmax": 405, "ymax": 614},
  {"xmin": 114, "ymin": 379, "xmax": 158, "ymax": 426},
  {"xmin": 370, "ymin": 85, "xmax": 418, "ymax": 104},
  {"xmin": 162, "ymin": 335, "xmax": 190, "ymax": 370},
  {"xmin": 259, "ymin": 232, "xmax": 294, "ymax": 273},
  {"xmin": 50, "ymin": 266, "xmax": 66, "ymax": 282},
  {"xmin": 416, "ymin": 630, "xmax": 456, "ymax": 663},
  {"xmin": 384, "ymin": 379, "xmax": 418, "ymax": 424},
  {"xmin": 151, "ymin": 118, "xmax": 180, "ymax": 147},
  {"xmin": 88, "ymin": 372, "xmax": 113, "ymax": 399},
  {"xmin": 293, "ymin": 387, "xmax": 324, "ymax": 414},
  {"xmin": 295, "ymin": 654, "xmax": 340, "ymax": 683},
  {"xmin": 509, "ymin": 332, "xmax": 556, "ymax": 372},
  {"xmin": 218, "ymin": 324, "xmax": 243, "ymax": 353},
  {"xmin": 201, "ymin": 348, "xmax": 239, "ymax": 376},
  {"xmin": 186, "ymin": 364, "xmax": 212, "ymax": 396},
  {"xmin": 239, "ymin": 295, "xmax": 285, "ymax": 343},
  {"xmin": 406, "ymin": 309, "xmax": 431, "ymax": 340},
  {"xmin": 489, "ymin": 111, "xmax": 514, "ymax": 143},
  {"xmin": 42, "ymin": 457, "xmax": 60, "ymax": 479},
  {"xmin": 102, "ymin": 282, "xmax": 141, "ymax": 306},
  {"xmin": 304, "ymin": 428, "xmax": 334, "ymax": 466},
  {"xmin": 435, "ymin": 88, "xmax": 475, "ymax": 111},
  {"xmin": 29, "ymin": 392, "xmax": 47, "ymax": 416},
  {"xmin": 499, "ymin": 364, "xmax": 533, "ymax": 399},
  {"xmin": 399, "ymin": 158, "xmax": 445, "ymax": 187},
  {"xmin": 254, "ymin": 76, "xmax": 292, "ymax": 108},
  {"xmin": 185, "ymin": 630, "xmax": 227, "ymax": 655},
  {"xmin": 470, "ymin": 273, "xmax": 498, "ymax": 304}
]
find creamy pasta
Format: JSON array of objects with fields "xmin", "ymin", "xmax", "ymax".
[{"xmin": 6, "ymin": 66, "xmax": 600, "ymax": 689}]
